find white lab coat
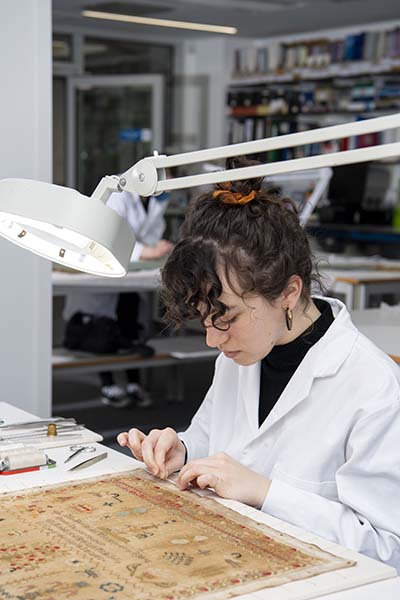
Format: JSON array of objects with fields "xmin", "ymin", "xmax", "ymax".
[
  {"xmin": 108, "ymin": 190, "xmax": 169, "ymax": 263},
  {"xmin": 63, "ymin": 190, "xmax": 169, "ymax": 320},
  {"xmin": 179, "ymin": 297, "xmax": 400, "ymax": 571}
]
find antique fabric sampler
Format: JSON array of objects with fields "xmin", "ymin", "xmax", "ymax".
[{"xmin": 0, "ymin": 470, "xmax": 354, "ymax": 600}]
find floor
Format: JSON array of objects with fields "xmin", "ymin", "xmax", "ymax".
[{"xmin": 52, "ymin": 361, "xmax": 214, "ymax": 454}]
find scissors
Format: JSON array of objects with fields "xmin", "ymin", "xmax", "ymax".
[{"xmin": 64, "ymin": 444, "xmax": 96, "ymax": 463}]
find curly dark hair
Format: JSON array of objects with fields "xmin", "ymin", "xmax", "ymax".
[{"xmin": 161, "ymin": 157, "xmax": 321, "ymax": 329}]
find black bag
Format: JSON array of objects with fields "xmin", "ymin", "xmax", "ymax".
[{"xmin": 64, "ymin": 312, "xmax": 122, "ymax": 354}]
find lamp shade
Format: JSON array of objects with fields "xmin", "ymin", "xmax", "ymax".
[{"xmin": 0, "ymin": 179, "xmax": 135, "ymax": 277}]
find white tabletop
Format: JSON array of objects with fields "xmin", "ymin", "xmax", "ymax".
[
  {"xmin": 0, "ymin": 402, "xmax": 398, "ymax": 600},
  {"xmin": 316, "ymin": 252, "xmax": 400, "ymax": 272},
  {"xmin": 52, "ymin": 263, "xmax": 400, "ymax": 301},
  {"xmin": 52, "ymin": 268, "xmax": 161, "ymax": 295},
  {"xmin": 322, "ymin": 268, "xmax": 400, "ymax": 286}
]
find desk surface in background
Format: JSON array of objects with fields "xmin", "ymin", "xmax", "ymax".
[
  {"xmin": 321, "ymin": 268, "xmax": 400, "ymax": 286},
  {"xmin": 52, "ymin": 259, "xmax": 400, "ymax": 299},
  {"xmin": 52, "ymin": 268, "xmax": 161, "ymax": 295},
  {"xmin": 0, "ymin": 402, "xmax": 399, "ymax": 600},
  {"xmin": 316, "ymin": 252, "xmax": 400, "ymax": 272},
  {"xmin": 318, "ymin": 267, "xmax": 400, "ymax": 310}
]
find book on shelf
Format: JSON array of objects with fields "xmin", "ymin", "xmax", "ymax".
[
  {"xmin": 227, "ymin": 74, "xmax": 400, "ymax": 116},
  {"xmin": 227, "ymin": 110, "xmax": 386, "ymax": 158},
  {"xmin": 232, "ymin": 27, "xmax": 400, "ymax": 79}
]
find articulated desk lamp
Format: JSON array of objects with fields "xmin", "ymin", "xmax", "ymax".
[{"xmin": 0, "ymin": 113, "xmax": 399, "ymax": 278}]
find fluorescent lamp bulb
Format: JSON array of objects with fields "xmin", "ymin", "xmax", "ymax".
[
  {"xmin": 0, "ymin": 213, "xmax": 124, "ymax": 276},
  {"xmin": 0, "ymin": 179, "xmax": 135, "ymax": 277},
  {"xmin": 82, "ymin": 10, "xmax": 238, "ymax": 35}
]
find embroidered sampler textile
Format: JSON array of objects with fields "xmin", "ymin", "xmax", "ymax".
[{"xmin": 0, "ymin": 470, "xmax": 354, "ymax": 600}]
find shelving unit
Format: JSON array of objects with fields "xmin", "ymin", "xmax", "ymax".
[
  {"xmin": 227, "ymin": 74, "xmax": 400, "ymax": 148},
  {"xmin": 226, "ymin": 27, "xmax": 399, "ymax": 176},
  {"xmin": 228, "ymin": 27, "xmax": 400, "ymax": 133},
  {"xmin": 224, "ymin": 25, "xmax": 400, "ymax": 236},
  {"xmin": 229, "ymin": 59, "xmax": 400, "ymax": 86},
  {"xmin": 231, "ymin": 27, "xmax": 400, "ymax": 81}
]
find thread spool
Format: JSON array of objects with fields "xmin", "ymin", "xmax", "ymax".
[
  {"xmin": 0, "ymin": 445, "xmax": 40, "ymax": 461},
  {"xmin": 0, "ymin": 448, "xmax": 47, "ymax": 471},
  {"xmin": 47, "ymin": 423, "xmax": 57, "ymax": 436}
]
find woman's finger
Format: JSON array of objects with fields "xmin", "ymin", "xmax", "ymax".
[
  {"xmin": 117, "ymin": 432, "xmax": 129, "ymax": 447},
  {"xmin": 154, "ymin": 429, "xmax": 180, "ymax": 478},
  {"xmin": 141, "ymin": 429, "xmax": 162, "ymax": 475},
  {"xmin": 196, "ymin": 472, "xmax": 219, "ymax": 490},
  {"xmin": 179, "ymin": 457, "xmax": 220, "ymax": 481},
  {"xmin": 127, "ymin": 428, "xmax": 146, "ymax": 460},
  {"xmin": 178, "ymin": 463, "xmax": 220, "ymax": 490},
  {"xmin": 153, "ymin": 441, "xmax": 170, "ymax": 479}
]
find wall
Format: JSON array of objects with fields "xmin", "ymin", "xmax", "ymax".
[
  {"xmin": 0, "ymin": 0, "xmax": 52, "ymax": 417},
  {"xmin": 174, "ymin": 38, "xmax": 228, "ymax": 151}
]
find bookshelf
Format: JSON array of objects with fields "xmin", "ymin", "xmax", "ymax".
[
  {"xmin": 231, "ymin": 27, "xmax": 400, "ymax": 82},
  {"xmin": 226, "ymin": 84, "xmax": 397, "ymax": 161},
  {"xmin": 226, "ymin": 25, "xmax": 400, "ymax": 161},
  {"xmin": 225, "ymin": 24, "xmax": 400, "ymax": 231}
]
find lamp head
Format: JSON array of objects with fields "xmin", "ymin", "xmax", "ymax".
[{"xmin": 0, "ymin": 178, "xmax": 135, "ymax": 277}]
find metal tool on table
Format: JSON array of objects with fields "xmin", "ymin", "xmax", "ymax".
[
  {"xmin": 67, "ymin": 452, "xmax": 108, "ymax": 472},
  {"xmin": 0, "ymin": 418, "xmax": 78, "ymax": 430},
  {"xmin": 64, "ymin": 445, "xmax": 97, "ymax": 463},
  {"xmin": 0, "ymin": 418, "xmax": 83, "ymax": 442},
  {"xmin": 0, "ymin": 417, "xmax": 103, "ymax": 450}
]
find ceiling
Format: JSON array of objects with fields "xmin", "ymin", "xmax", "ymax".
[{"xmin": 52, "ymin": 0, "xmax": 400, "ymax": 39}]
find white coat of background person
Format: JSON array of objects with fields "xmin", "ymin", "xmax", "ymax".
[
  {"xmin": 117, "ymin": 162, "xmax": 400, "ymax": 573},
  {"xmin": 63, "ymin": 189, "xmax": 172, "ymax": 405},
  {"xmin": 64, "ymin": 189, "xmax": 172, "ymax": 322}
]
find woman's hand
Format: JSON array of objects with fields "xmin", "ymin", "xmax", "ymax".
[
  {"xmin": 177, "ymin": 452, "xmax": 271, "ymax": 508},
  {"xmin": 140, "ymin": 240, "xmax": 173, "ymax": 260},
  {"xmin": 117, "ymin": 427, "xmax": 186, "ymax": 479}
]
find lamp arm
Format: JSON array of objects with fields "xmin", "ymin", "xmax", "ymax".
[
  {"xmin": 114, "ymin": 113, "xmax": 400, "ymax": 198},
  {"xmin": 120, "ymin": 142, "xmax": 400, "ymax": 197},
  {"xmin": 153, "ymin": 113, "xmax": 400, "ymax": 169},
  {"xmin": 90, "ymin": 175, "xmax": 121, "ymax": 204},
  {"xmin": 299, "ymin": 168, "xmax": 333, "ymax": 226}
]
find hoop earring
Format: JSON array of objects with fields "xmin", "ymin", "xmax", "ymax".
[{"xmin": 285, "ymin": 307, "xmax": 293, "ymax": 331}]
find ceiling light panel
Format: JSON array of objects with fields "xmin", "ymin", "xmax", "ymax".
[{"xmin": 82, "ymin": 9, "xmax": 238, "ymax": 34}]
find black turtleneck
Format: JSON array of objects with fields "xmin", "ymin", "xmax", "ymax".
[{"xmin": 258, "ymin": 298, "xmax": 334, "ymax": 427}]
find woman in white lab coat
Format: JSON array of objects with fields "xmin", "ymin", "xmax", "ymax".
[
  {"xmin": 117, "ymin": 159, "xmax": 400, "ymax": 571},
  {"xmin": 64, "ymin": 189, "xmax": 172, "ymax": 406}
]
